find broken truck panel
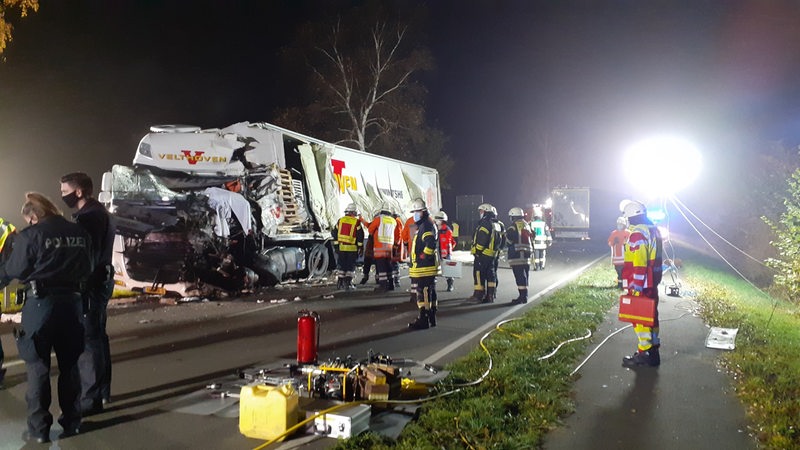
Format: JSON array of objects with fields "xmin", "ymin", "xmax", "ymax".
[{"xmin": 102, "ymin": 121, "xmax": 441, "ymax": 295}]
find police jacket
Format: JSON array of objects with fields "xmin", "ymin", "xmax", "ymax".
[
  {"xmin": 472, "ymin": 212, "xmax": 505, "ymax": 259},
  {"xmin": 0, "ymin": 215, "xmax": 92, "ymax": 289},
  {"xmin": 74, "ymin": 198, "xmax": 115, "ymax": 285},
  {"xmin": 409, "ymin": 212, "xmax": 438, "ymax": 278},
  {"xmin": 506, "ymin": 219, "xmax": 533, "ymax": 266}
]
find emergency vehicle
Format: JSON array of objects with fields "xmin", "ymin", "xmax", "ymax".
[{"xmin": 99, "ymin": 122, "xmax": 441, "ymax": 295}]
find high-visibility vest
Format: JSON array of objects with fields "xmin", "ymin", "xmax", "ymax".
[
  {"xmin": 532, "ymin": 220, "xmax": 549, "ymax": 250},
  {"xmin": 370, "ymin": 215, "xmax": 397, "ymax": 258},
  {"xmin": 622, "ymin": 223, "xmax": 663, "ymax": 292},
  {"xmin": 0, "ymin": 219, "xmax": 16, "ymax": 253},
  {"xmin": 336, "ymin": 215, "xmax": 361, "ymax": 252},
  {"xmin": 608, "ymin": 228, "xmax": 630, "ymax": 266}
]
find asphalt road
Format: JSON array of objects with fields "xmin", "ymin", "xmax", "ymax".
[{"xmin": 0, "ymin": 240, "xmax": 607, "ymax": 449}]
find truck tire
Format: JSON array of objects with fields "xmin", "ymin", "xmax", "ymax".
[{"xmin": 306, "ymin": 243, "xmax": 330, "ymax": 279}]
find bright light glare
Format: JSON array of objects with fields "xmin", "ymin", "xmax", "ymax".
[{"xmin": 624, "ymin": 136, "xmax": 701, "ymax": 196}]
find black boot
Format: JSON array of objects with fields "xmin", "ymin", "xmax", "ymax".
[
  {"xmin": 345, "ymin": 276, "xmax": 356, "ymax": 291},
  {"xmin": 466, "ymin": 290, "xmax": 484, "ymax": 302},
  {"xmin": 337, "ymin": 277, "xmax": 345, "ymax": 290},
  {"xmin": 428, "ymin": 307, "xmax": 437, "ymax": 327},
  {"xmin": 408, "ymin": 308, "xmax": 430, "ymax": 330},
  {"xmin": 511, "ymin": 291, "xmax": 528, "ymax": 305},
  {"xmin": 622, "ymin": 350, "xmax": 660, "ymax": 368},
  {"xmin": 481, "ymin": 287, "xmax": 496, "ymax": 303}
]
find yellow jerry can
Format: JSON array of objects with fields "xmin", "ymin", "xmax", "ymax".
[{"xmin": 239, "ymin": 383, "xmax": 299, "ymax": 441}]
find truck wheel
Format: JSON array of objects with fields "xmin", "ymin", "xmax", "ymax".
[{"xmin": 307, "ymin": 243, "xmax": 329, "ymax": 279}]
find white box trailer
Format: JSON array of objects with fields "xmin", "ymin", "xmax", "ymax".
[{"xmin": 101, "ymin": 122, "xmax": 441, "ymax": 295}]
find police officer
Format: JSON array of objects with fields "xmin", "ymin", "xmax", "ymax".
[
  {"xmin": 467, "ymin": 203, "xmax": 504, "ymax": 303},
  {"xmin": 408, "ymin": 199, "xmax": 439, "ymax": 329},
  {"xmin": 333, "ymin": 203, "xmax": 364, "ymax": 290},
  {"xmin": 0, "ymin": 217, "xmax": 17, "ymax": 387},
  {"xmin": 0, "ymin": 192, "xmax": 92, "ymax": 443},
  {"xmin": 61, "ymin": 172, "xmax": 116, "ymax": 415},
  {"xmin": 506, "ymin": 207, "xmax": 533, "ymax": 304}
]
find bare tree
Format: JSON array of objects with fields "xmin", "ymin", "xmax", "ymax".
[{"xmin": 0, "ymin": 0, "xmax": 38, "ymax": 57}]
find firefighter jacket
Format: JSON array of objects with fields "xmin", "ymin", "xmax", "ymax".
[
  {"xmin": 506, "ymin": 219, "xmax": 533, "ymax": 266},
  {"xmin": 0, "ymin": 218, "xmax": 16, "ymax": 254},
  {"xmin": 438, "ymin": 222, "xmax": 456, "ymax": 259},
  {"xmin": 368, "ymin": 213, "xmax": 400, "ymax": 259},
  {"xmin": 410, "ymin": 213, "xmax": 438, "ymax": 278},
  {"xmin": 531, "ymin": 219, "xmax": 551, "ymax": 250},
  {"xmin": 622, "ymin": 222, "xmax": 663, "ymax": 294},
  {"xmin": 334, "ymin": 215, "xmax": 364, "ymax": 253},
  {"xmin": 607, "ymin": 228, "xmax": 630, "ymax": 266},
  {"xmin": 471, "ymin": 212, "xmax": 505, "ymax": 259},
  {"xmin": 401, "ymin": 215, "xmax": 417, "ymax": 260},
  {"xmin": 393, "ymin": 216, "xmax": 404, "ymax": 262}
]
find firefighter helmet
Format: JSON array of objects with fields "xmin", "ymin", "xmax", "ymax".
[
  {"xmin": 410, "ymin": 198, "xmax": 427, "ymax": 212},
  {"xmin": 434, "ymin": 211, "xmax": 448, "ymax": 221},
  {"xmin": 620, "ymin": 200, "xmax": 646, "ymax": 219},
  {"xmin": 478, "ymin": 203, "xmax": 494, "ymax": 213},
  {"xmin": 344, "ymin": 203, "xmax": 358, "ymax": 215},
  {"xmin": 508, "ymin": 207, "xmax": 524, "ymax": 218}
]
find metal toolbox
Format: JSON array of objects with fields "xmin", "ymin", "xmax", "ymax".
[{"xmin": 312, "ymin": 404, "xmax": 371, "ymax": 439}]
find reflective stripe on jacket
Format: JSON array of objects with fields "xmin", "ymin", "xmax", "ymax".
[
  {"xmin": 368, "ymin": 214, "xmax": 398, "ymax": 258},
  {"xmin": 622, "ymin": 223, "xmax": 663, "ymax": 292},
  {"xmin": 410, "ymin": 215, "xmax": 438, "ymax": 278},
  {"xmin": 472, "ymin": 216, "xmax": 504, "ymax": 258},
  {"xmin": 506, "ymin": 219, "xmax": 533, "ymax": 266},
  {"xmin": 336, "ymin": 215, "xmax": 362, "ymax": 252}
]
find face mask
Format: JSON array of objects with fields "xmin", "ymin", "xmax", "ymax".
[
  {"xmin": 414, "ymin": 212, "xmax": 422, "ymax": 222},
  {"xmin": 62, "ymin": 191, "xmax": 80, "ymax": 208}
]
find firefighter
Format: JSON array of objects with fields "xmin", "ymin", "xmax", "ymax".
[
  {"xmin": 408, "ymin": 199, "xmax": 439, "ymax": 329},
  {"xmin": 391, "ymin": 213, "xmax": 404, "ymax": 290},
  {"xmin": 608, "ymin": 216, "xmax": 631, "ymax": 289},
  {"xmin": 359, "ymin": 210, "xmax": 378, "ymax": 285},
  {"xmin": 434, "ymin": 211, "xmax": 456, "ymax": 292},
  {"xmin": 620, "ymin": 200, "xmax": 663, "ymax": 368},
  {"xmin": 506, "ymin": 207, "xmax": 533, "ymax": 304},
  {"xmin": 333, "ymin": 203, "xmax": 364, "ymax": 290},
  {"xmin": 401, "ymin": 198, "xmax": 423, "ymax": 302},
  {"xmin": 367, "ymin": 203, "xmax": 400, "ymax": 292},
  {"xmin": 60, "ymin": 172, "xmax": 117, "ymax": 415},
  {"xmin": 0, "ymin": 217, "xmax": 17, "ymax": 387},
  {"xmin": 0, "ymin": 193, "xmax": 92, "ymax": 443},
  {"xmin": 531, "ymin": 208, "xmax": 552, "ymax": 270},
  {"xmin": 467, "ymin": 203, "xmax": 504, "ymax": 303}
]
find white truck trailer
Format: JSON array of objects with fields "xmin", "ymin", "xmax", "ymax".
[{"xmin": 100, "ymin": 122, "xmax": 441, "ymax": 295}]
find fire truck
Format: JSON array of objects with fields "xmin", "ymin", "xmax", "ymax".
[{"xmin": 99, "ymin": 122, "xmax": 441, "ymax": 295}]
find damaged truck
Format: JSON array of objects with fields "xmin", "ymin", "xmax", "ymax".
[{"xmin": 99, "ymin": 122, "xmax": 441, "ymax": 296}]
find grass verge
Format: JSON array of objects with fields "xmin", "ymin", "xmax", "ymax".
[
  {"xmin": 336, "ymin": 263, "xmax": 619, "ymax": 449},
  {"xmin": 681, "ymin": 259, "xmax": 800, "ymax": 449}
]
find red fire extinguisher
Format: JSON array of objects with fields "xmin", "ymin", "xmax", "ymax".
[{"xmin": 297, "ymin": 310, "xmax": 320, "ymax": 364}]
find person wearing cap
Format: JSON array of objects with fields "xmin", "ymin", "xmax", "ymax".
[
  {"xmin": 0, "ymin": 193, "xmax": 92, "ymax": 443},
  {"xmin": 620, "ymin": 200, "xmax": 663, "ymax": 368},
  {"xmin": 333, "ymin": 203, "xmax": 364, "ymax": 291},
  {"xmin": 0, "ymin": 217, "xmax": 17, "ymax": 388},
  {"xmin": 408, "ymin": 199, "xmax": 439, "ymax": 329},
  {"xmin": 608, "ymin": 216, "xmax": 631, "ymax": 289}
]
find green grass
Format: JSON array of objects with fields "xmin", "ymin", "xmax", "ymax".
[
  {"xmin": 335, "ymin": 264, "xmax": 619, "ymax": 449},
  {"xmin": 681, "ymin": 262, "xmax": 800, "ymax": 449},
  {"xmin": 333, "ymin": 255, "xmax": 800, "ymax": 450}
]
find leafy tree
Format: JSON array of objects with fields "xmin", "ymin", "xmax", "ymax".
[
  {"xmin": 764, "ymin": 165, "xmax": 800, "ymax": 302},
  {"xmin": 274, "ymin": 1, "xmax": 453, "ymax": 184},
  {"xmin": 0, "ymin": 0, "xmax": 38, "ymax": 57}
]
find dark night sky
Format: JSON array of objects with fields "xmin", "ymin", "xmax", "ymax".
[{"xmin": 2, "ymin": 1, "xmax": 800, "ymax": 226}]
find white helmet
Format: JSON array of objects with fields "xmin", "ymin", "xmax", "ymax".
[
  {"xmin": 434, "ymin": 211, "xmax": 448, "ymax": 221},
  {"xmin": 532, "ymin": 206, "xmax": 543, "ymax": 219},
  {"xmin": 344, "ymin": 203, "xmax": 358, "ymax": 215},
  {"xmin": 508, "ymin": 207, "xmax": 524, "ymax": 218},
  {"xmin": 620, "ymin": 200, "xmax": 646, "ymax": 219},
  {"xmin": 478, "ymin": 203, "xmax": 494, "ymax": 213},
  {"xmin": 410, "ymin": 198, "xmax": 427, "ymax": 212}
]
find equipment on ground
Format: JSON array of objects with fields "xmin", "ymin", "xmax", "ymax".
[{"xmin": 100, "ymin": 122, "xmax": 441, "ymax": 295}]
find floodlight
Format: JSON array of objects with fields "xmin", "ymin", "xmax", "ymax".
[{"xmin": 624, "ymin": 136, "xmax": 701, "ymax": 196}]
